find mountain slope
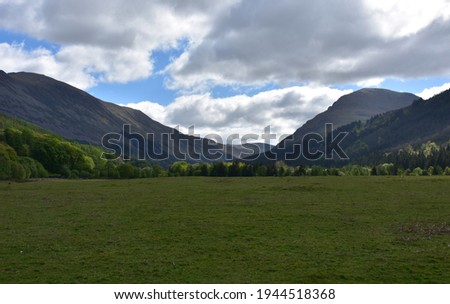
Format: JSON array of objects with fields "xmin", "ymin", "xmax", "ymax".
[
  {"xmin": 0, "ymin": 112, "xmax": 168, "ymax": 179},
  {"xmin": 0, "ymin": 70, "xmax": 228, "ymax": 164},
  {"xmin": 281, "ymin": 88, "xmax": 418, "ymax": 146},
  {"xmin": 250, "ymin": 88, "xmax": 418, "ymax": 164},
  {"xmin": 336, "ymin": 88, "xmax": 450, "ymax": 162},
  {"xmin": 256, "ymin": 88, "xmax": 450, "ymax": 166}
]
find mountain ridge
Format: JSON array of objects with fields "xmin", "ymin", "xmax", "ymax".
[
  {"xmin": 3, "ymin": 70, "xmax": 448, "ymax": 167},
  {"xmin": 0, "ymin": 70, "xmax": 230, "ymax": 164},
  {"xmin": 336, "ymin": 88, "xmax": 450, "ymax": 162},
  {"xmin": 280, "ymin": 88, "xmax": 419, "ymax": 146},
  {"xmin": 251, "ymin": 88, "xmax": 419, "ymax": 163}
]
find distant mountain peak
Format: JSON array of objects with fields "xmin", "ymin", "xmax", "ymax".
[
  {"xmin": 288, "ymin": 88, "xmax": 418, "ymax": 139},
  {"xmin": 334, "ymin": 87, "xmax": 450, "ymax": 159},
  {"xmin": 257, "ymin": 88, "xmax": 419, "ymax": 163}
]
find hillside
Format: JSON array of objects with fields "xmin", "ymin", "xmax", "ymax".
[
  {"xmin": 253, "ymin": 88, "xmax": 418, "ymax": 163},
  {"xmin": 0, "ymin": 112, "xmax": 167, "ymax": 179},
  {"xmin": 336, "ymin": 88, "xmax": 450, "ymax": 163},
  {"xmin": 280, "ymin": 88, "xmax": 418, "ymax": 146},
  {"xmin": 255, "ymin": 88, "xmax": 450, "ymax": 167},
  {"xmin": 0, "ymin": 70, "xmax": 229, "ymax": 164}
]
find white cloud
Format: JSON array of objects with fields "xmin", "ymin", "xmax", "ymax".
[
  {"xmin": 0, "ymin": 42, "xmax": 96, "ymax": 89},
  {"xmin": 416, "ymin": 83, "xmax": 450, "ymax": 99},
  {"xmin": 124, "ymin": 86, "xmax": 352, "ymax": 143},
  {"xmin": 356, "ymin": 78, "xmax": 385, "ymax": 88},
  {"xmin": 0, "ymin": 0, "xmax": 238, "ymax": 89},
  {"xmin": 56, "ymin": 46, "xmax": 153, "ymax": 84},
  {"xmin": 167, "ymin": 0, "xmax": 450, "ymax": 91},
  {"xmin": 364, "ymin": 0, "xmax": 450, "ymax": 37},
  {"xmin": 124, "ymin": 101, "xmax": 168, "ymax": 125},
  {"xmin": 0, "ymin": 42, "xmax": 155, "ymax": 89},
  {"xmin": 1, "ymin": 0, "xmax": 450, "ymax": 92}
]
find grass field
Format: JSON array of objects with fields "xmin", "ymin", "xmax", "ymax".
[{"xmin": 1, "ymin": 176, "xmax": 449, "ymax": 283}]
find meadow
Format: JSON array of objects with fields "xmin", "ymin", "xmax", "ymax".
[{"xmin": 1, "ymin": 176, "xmax": 449, "ymax": 283}]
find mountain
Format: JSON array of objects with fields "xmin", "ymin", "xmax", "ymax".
[
  {"xmin": 252, "ymin": 88, "xmax": 419, "ymax": 164},
  {"xmin": 0, "ymin": 70, "xmax": 230, "ymax": 164},
  {"xmin": 334, "ymin": 88, "xmax": 450, "ymax": 163},
  {"xmin": 281, "ymin": 88, "xmax": 418, "ymax": 145}
]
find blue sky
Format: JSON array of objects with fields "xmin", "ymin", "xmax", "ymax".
[
  {"xmin": 1, "ymin": 0, "xmax": 450, "ymax": 139},
  {"xmin": 91, "ymin": 42, "xmax": 188, "ymax": 105}
]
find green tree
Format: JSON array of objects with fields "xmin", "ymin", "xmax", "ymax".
[
  {"xmin": 445, "ymin": 167, "xmax": 450, "ymax": 176},
  {"xmin": 10, "ymin": 162, "xmax": 26, "ymax": 180},
  {"xmin": 18, "ymin": 157, "xmax": 48, "ymax": 178},
  {"xmin": 118, "ymin": 163, "xmax": 136, "ymax": 179},
  {"xmin": 256, "ymin": 164, "xmax": 268, "ymax": 176},
  {"xmin": 211, "ymin": 162, "xmax": 228, "ymax": 177},
  {"xmin": 170, "ymin": 161, "xmax": 190, "ymax": 176}
]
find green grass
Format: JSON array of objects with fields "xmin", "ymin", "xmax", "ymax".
[{"xmin": 1, "ymin": 176, "xmax": 449, "ymax": 283}]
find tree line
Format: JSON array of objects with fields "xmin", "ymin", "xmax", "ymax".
[{"xmin": 166, "ymin": 160, "xmax": 450, "ymax": 177}]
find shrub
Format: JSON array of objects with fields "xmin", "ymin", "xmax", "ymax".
[
  {"xmin": 18, "ymin": 157, "xmax": 48, "ymax": 178},
  {"xmin": 118, "ymin": 163, "xmax": 136, "ymax": 179},
  {"xmin": 445, "ymin": 167, "xmax": 450, "ymax": 176},
  {"xmin": 10, "ymin": 162, "xmax": 26, "ymax": 180}
]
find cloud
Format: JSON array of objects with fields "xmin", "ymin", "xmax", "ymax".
[
  {"xmin": 124, "ymin": 86, "xmax": 352, "ymax": 143},
  {"xmin": 363, "ymin": 0, "xmax": 450, "ymax": 37},
  {"xmin": 0, "ymin": 0, "xmax": 238, "ymax": 89},
  {"xmin": 0, "ymin": 42, "xmax": 154, "ymax": 89},
  {"xmin": 2, "ymin": 0, "xmax": 450, "ymax": 142},
  {"xmin": 0, "ymin": 0, "xmax": 232, "ymax": 47},
  {"xmin": 356, "ymin": 78, "xmax": 385, "ymax": 88},
  {"xmin": 167, "ymin": 0, "xmax": 450, "ymax": 90},
  {"xmin": 1, "ymin": 0, "xmax": 450, "ymax": 92},
  {"xmin": 416, "ymin": 83, "xmax": 450, "ymax": 99},
  {"xmin": 0, "ymin": 42, "xmax": 96, "ymax": 88}
]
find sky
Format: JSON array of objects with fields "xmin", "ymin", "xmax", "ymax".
[{"xmin": 1, "ymin": 0, "xmax": 450, "ymax": 143}]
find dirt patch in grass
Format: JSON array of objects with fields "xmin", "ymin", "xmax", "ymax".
[{"xmin": 395, "ymin": 222, "xmax": 450, "ymax": 243}]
